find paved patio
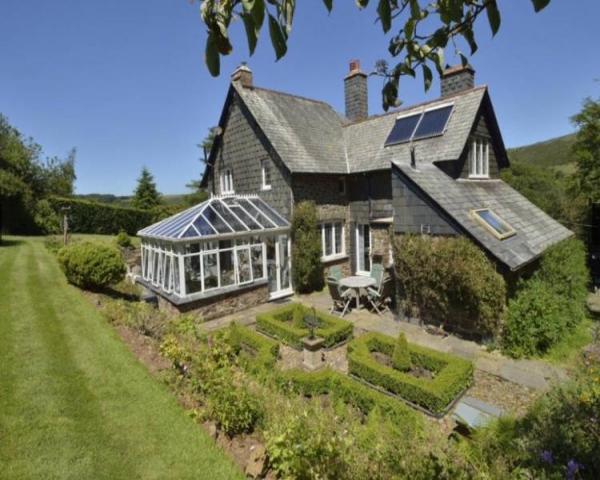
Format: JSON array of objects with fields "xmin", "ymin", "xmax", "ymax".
[{"xmin": 199, "ymin": 291, "xmax": 568, "ymax": 391}]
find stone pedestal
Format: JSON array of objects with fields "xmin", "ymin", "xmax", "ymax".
[{"xmin": 302, "ymin": 336, "xmax": 325, "ymax": 371}]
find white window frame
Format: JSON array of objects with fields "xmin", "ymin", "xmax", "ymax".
[
  {"xmin": 261, "ymin": 159, "xmax": 272, "ymax": 191},
  {"xmin": 220, "ymin": 168, "xmax": 234, "ymax": 194},
  {"xmin": 470, "ymin": 208, "xmax": 516, "ymax": 240},
  {"xmin": 320, "ymin": 221, "xmax": 345, "ymax": 261},
  {"xmin": 468, "ymin": 137, "xmax": 490, "ymax": 179},
  {"xmin": 355, "ymin": 223, "xmax": 372, "ymax": 275}
]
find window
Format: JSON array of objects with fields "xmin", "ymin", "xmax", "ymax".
[
  {"xmin": 469, "ymin": 138, "xmax": 490, "ymax": 178},
  {"xmin": 261, "ymin": 159, "xmax": 271, "ymax": 190},
  {"xmin": 220, "ymin": 168, "xmax": 234, "ymax": 194},
  {"xmin": 320, "ymin": 222, "xmax": 345, "ymax": 260},
  {"xmin": 385, "ymin": 104, "xmax": 453, "ymax": 146},
  {"xmin": 471, "ymin": 208, "xmax": 515, "ymax": 240},
  {"xmin": 338, "ymin": 177, "xmax": 346, "ymax": 195}
]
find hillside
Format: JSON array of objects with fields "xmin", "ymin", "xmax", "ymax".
[{"xmin": 507, "ymin": 133, "xmax": 577, "ymax": 171}]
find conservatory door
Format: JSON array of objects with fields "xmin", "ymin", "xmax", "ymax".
[{"xmin": 266, "ymin": 234, "xmax": 293, "ymax": 299}]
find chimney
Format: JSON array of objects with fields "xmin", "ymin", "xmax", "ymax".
[
  {"xmin": 440, "ymin": 64, "xmax": 475, "ymax": 97},
  {"xmin": 231, "ymin": 62, "xmax": 253, "ymax": 88},
  {"xmin": 344, "ymin": 60, "xmax": 368, "ymax": 121}
]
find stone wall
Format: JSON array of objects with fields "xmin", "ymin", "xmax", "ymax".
[
  {"xmin": 292, "ymin": 173, "xmax": 347, "ymax": 221},
  {"xmin": 371, "ymin": 223, "xmax": 393, "ymax": 267},
  {"xmin": 157, "ymin": 283, "xmax": 270, "ymax": 321}
]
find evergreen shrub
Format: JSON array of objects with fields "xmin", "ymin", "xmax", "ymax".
[
  {"xmin": 58, "ymin": 241, "xmax": 125, "ymax": 289},
  {"xmin": 291, "ymin": 201, "xmax": 324, "ymax": 293}
]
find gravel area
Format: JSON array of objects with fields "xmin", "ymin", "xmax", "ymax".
[{"xmin": 277, "ymin": 344, "xmax": 349, "ymax": 373}]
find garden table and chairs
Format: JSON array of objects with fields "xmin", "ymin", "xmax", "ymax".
[{"xmin": 339, "ymin": 275, "xmax": 377, "ymax": 310}]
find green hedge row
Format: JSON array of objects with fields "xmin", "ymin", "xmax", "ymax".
[
  {"xmin": 256, "ymin": 303, "xmax": 353, "ymax": 350},
  {"xmin": 48, "ymin": 196, "xmax": 156, "ymax": 235},
  {"xmin": 224, "ymin": 324, "xmax": 421, "ymax": 431},
  {"xmin": 347, "ymin": 332, "xmax": 473, "ymax": 415},
  {"xmin": 228, "ymin": 323, "xmax": 280, "ymax": 371}
]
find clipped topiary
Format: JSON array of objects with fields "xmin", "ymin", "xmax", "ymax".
[
  {"xmin": 292, "ymin": 304, "xmax": 305, "ymax": 329},
  {"xmin": 58, "ymin": 241, "xmax": 126, "ymax": 290},
  {"xmin": 391, "ymin": 333, "xmax": 411, "ymax": 371}
]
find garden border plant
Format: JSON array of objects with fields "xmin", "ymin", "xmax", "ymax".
[
  {"xmin": 256, "ymin": 303, "xmax": 353, "ymax": 350},
  {"xmin": 347, "ymin": 332, "xmax": 473, "ymax": 416}
]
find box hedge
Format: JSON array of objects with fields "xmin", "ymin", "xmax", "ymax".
[
  {"xmin": 347, "ymin": 332, "xmax": 473, "ymax": 415},
  {"xmin": 227, "ymin": 323, "xmax": 280, "ymax": 371},
  {"xmin": 256, "ymin": 303, "xmax": 353, "ymax": 349}
]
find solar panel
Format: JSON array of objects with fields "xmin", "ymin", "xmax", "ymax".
[
  {"xmin": 384, "ymin": 113, "xmax": 421, "ymax": 146},
  {"xmin": 413, "ymin": 105, "xmax": 453, "ymax": 140}
]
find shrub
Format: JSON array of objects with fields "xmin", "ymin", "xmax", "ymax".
[
  {"xmin": 347, "ymin": 332, "xmax": 473, "ymax": 415},
  {"xmin": 44, "ymin": 235, "xmax": 63, "ymax": 254},
  {"xmin": 227, "ymin": 323, "xmax": 280, "ymax": 371},
  {"xmin": 392, "ymin": 333, "xmax": 412, "ymax": 371},
  {"xmin": 115, "ymin": 230, "xmax": 133, "ymax": 249},
  {"xmin": 291, "ymin": 201, "xmax": 324, "ymax": 293},
  {"xmin": 47, "ymin": 196, "xmax": 155, "ymax": 235},
  {"xmin": 34, "ymin": 199, "xmax": 61, "ymax": 234},
  {"xmin": 502, "ymin": 238, "xmax": 590, "ymax": 358},
  {"xmin": 206, "ymin": 382, "xmax": 263, "ymax": 436},
  {"xmin": 256, "ymin": 303, "xmax": 353, "ymax": 349},
  {"xmin": 58, "ymin": 241, "xmax": 125, "ymax": 289},
  {"xmin": 393, "ymin": 234, "xmax": 506, "ymax": 338},
  {"xmin": 501, "ymin": 279, "xmax": 565, "ymax": 358},
  {"xmin": 264, "ymin": 399, "xmax": 351, "ymax": 480}
]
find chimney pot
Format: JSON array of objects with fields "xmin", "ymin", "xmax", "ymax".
[
  {"xmin": 344, "ymin": 59, "xmax": 368, "ymax": 121},
  {"xmin": 231, "ymin": 63, "xmax": 253, "ymax": 88},
  {"xmin": 440, "ymin": 64, "xmax": 475, "ymax": 97}
]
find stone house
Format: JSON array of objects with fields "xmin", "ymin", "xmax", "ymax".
[{"xmin": 137, "ymin": 61, "xmax": 571, "ymax": 320}]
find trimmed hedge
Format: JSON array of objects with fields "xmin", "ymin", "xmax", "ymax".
[
  {"xmin": 48, "ymin": 196, "xmax": 155, "ymax": 235},
  {"xmin": 256, "ymin": 303, "xmax": 353, "ymax": 349},
  {"xmin": 228, "ymin": 323, "xmax": 280, "ymax": 371},
  {"xmin": 347, "ymin": 332, "xmax": 473, "ymax": 415},
  {"xmin": 58, "ymin": 241, "xmax": 126, "ymax": 289}
]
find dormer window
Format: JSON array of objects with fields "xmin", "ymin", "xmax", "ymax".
[
  {"xmin": 469, "ymin": 138, "xmax": 490, "ymax": 178},
  {"xmin": 221, "ymin": 168, "xmax": 234, "ymax": 194},
  {"xmin": 261, "ymin": 159, "xmax": 271, "ymax": 190}
]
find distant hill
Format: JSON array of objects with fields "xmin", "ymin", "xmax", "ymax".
[{"xmin": 507, "ymin": 133, "xmax": 577, "ymax": 172}]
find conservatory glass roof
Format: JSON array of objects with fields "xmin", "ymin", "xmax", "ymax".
[{"xmin": 138, "ymin": 195, "xmax": 290, "ymax": 241}]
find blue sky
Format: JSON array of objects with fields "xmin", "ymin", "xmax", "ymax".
[{"xmin": 1, "ymin": 1, "xmax": 599, "ymax": 196}]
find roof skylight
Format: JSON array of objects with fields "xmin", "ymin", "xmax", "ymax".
[
  {"xmin": 471, "ymin": 208, "xmax": 515, "ymax": 240},
  {"xmin": 385, "ymin": 104, "xmax": 454, "ymax": 146}
]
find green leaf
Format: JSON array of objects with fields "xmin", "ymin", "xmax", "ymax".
[
  {"xmin": 241, "ymin": 0, "xmax": 254, "ymax": 14},
  {"xmin": 462, "ymin": 26, "xmax": 478, "ymax": 54},
  {"xmin": 422, "ymin": 64, "xmax": 433, "ymax": 91},
  {"xmin": 241, "ymin": 14, "xmax": 258, "ymax": 55},
  {"xmin": 205, "ymin": 33, "xmax": 220, "ymax": 77},
  {"xmin": 382, "ymin": 79, "xmax": 398, "ymax": 111},
  {"xmin": 378, "ymin": 0, "xmax": 391, "ymax": 33},
  {"xmin": 531, "ymin": 0, "xmax": 551, "ymax": 12},
  {"xmin": 268, "ymin": 14, "xmax": 288, "ymax": 60},
  {"xmin": 356, "ymin": 0, "xmax": 370, "ymax": 8},
  {"xmin": 322, "ymin": 0, "xmax": 333, "ymax": 12},
  {"xmin": 486, "ymin": 0, "xmax": 501, "ymax": 36},
  {"xmin": 409, "ymin": 0, "xmax": 420, "ymax": 18},
  {"xmin": 459, "ymin": 52, "xmax": 469, "ymax": 67},
  {"xmin": 251, "ymin": 0, "xmax": 265, "ymax": 31}
]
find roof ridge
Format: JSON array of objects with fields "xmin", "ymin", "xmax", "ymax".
[
  {"xmin": 243, "ymin": 85, "xmax": 336, "ymax": 108},
  {"xmin": 343, "ymin": 85, "xmax": 487, "ymax": 127}
]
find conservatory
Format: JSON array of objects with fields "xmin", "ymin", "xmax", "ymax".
[{"xmin": 137, "ymin": 195, "xmax": 292, "ymax": 305}]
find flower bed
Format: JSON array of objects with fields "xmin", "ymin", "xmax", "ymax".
[
  {"xmin": 347, "ymin": 332, "xmax": 473, "ymax": 415},
  {"xmin": 256, "ymin": 303, "xmax": 353, "ymax": 350}
]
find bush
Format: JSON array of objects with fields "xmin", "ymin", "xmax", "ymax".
[
  {"xmin": 392, "ymin": 333, "xmax": 412, "ymax": 371},
  {"xmin": 502, "ymin": 238, "xmax": 590, "ymax": 358},
  {"xmin": 115, "ymin": 230, "xmax": 133, "ymax": 248},
  {"xmin": 48, "ymin": 196, "xmax": 155, "ymax": 235},
  {"xmin": 347, "ymin": 332, "xmax": 473, "ymax": 415},
  {"xmin": 291, "ymin": 201, "xmax": 324, "ymax": 293},
  {"xmin": 206, "ymin": 382, "xmax": 263, "ymax": 436},
  {"xmin": 501, "ymin": 279, "xmax": 565, "ymax": 358},
  {"xmin": 256, "ymin": 303, "xmax": 353, "ymax": 349},
  {"xmin": 34, "ymin": 199, "xmax": 61, "ymax": 234},
  {"xmin": 393, "ymin": 234, "xmax": 506, "ymax": 338},
  {"xmin": 58, "ymin": 241, "xmax": 126, "ymax": 289}
]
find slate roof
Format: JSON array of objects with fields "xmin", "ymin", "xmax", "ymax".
[
  {"xmin": 233, "ymin": 82, "xmax": 486, "ymax": 174},
  {"xmin": 393, "ymin": 162, "xmax": 573, "ymax": 270}
]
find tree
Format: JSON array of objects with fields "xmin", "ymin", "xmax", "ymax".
[
  {"xmin": 571, "ymin": 97, "xmax": 600, "ymax": 204},
  {"xmin": 132, "ymin": 167, "xmax": 161, "ymax": 210},
  {"xmin": 198, "ymin": 0, "xmax": 551, "ymax": 109},
  {"xmin": 291, "ymin": 201, "xmax": 324, "ymax": 293},
  {"xmin": 185, "ymin": 127, "xmax": 216, "ymax": 206}
]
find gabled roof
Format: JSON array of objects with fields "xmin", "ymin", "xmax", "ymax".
[
  {"xmin": 138, "ymin": 195, "xmax": 289, "ymax": 241},
  {"xmin": 233, "ymin": 83, "xmax": 348, "ymax": 173},
  {"xmin": 393, "ymin": 162, "xmax": 573, "ymax": 270},
  {"xmin": 207, "ymin": 81, "xmax": 490, "ymax": 176}
]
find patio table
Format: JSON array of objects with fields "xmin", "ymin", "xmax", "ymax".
[{"xmin": 339, "ymin": 275, "xmax": 376, "ymax": 310}]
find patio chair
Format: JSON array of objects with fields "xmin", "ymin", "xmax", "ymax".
[
  {"xmin": 366, "ymin": 275, "xmax": 393, "ymax": 315},
  {"xmin": 327, "ymin": 278, "xmax": 353, "ymax": 317},
  {"xmin": 369, "ymin": 263, "xmax": 385, "ymax": 290},
  {"xmin": 328, "ymin": 265, "xmax": 343, "ymax": 282}
]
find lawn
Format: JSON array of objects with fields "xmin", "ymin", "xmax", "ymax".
[{"xmin": 0, "ymin": 237, "xmax": 242, "ymax": 479}]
